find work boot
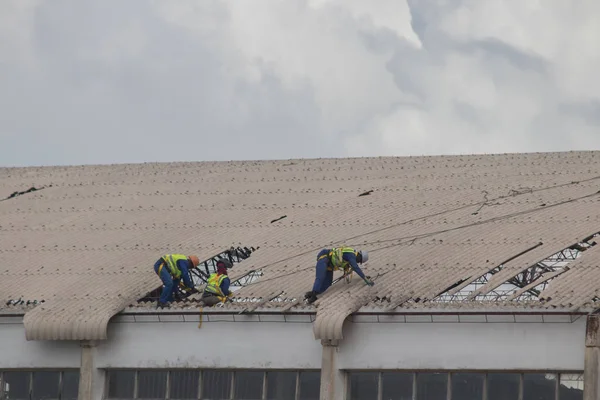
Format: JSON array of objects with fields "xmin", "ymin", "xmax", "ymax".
[
  {"xmin": 156, "ymin": 301, "xmax": 170, "ymax": 309},
  {"xmin": 304, "ymin": 291, "xmax": 318, "ymax": 304}
]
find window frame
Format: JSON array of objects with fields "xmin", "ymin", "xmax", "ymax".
[
  {"xmin": 102, "ymin": 369, "xmax": 321, "ymax": 400},
  {"xmin": 0, "ymin": 369, "xmax": 80, "ymax": 400},
  {"xmin": 345, "ymin": 370, "xmax": 583, "ymax": 400}
]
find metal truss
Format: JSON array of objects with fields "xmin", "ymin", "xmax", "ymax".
[
  {"xmin": 229, "ymin": 270, "xmax": 264, "ymax": 287},
  {"xmin": 138, "ymin": 246, "xmax": 259, "ymax": 303},
  {"xmin": 433, "ymin": 233, "xmax": 599, "ymax": 303},
  {"xmin": 432, "ymin": 243, "xmax": 544, "ymax": 303}
]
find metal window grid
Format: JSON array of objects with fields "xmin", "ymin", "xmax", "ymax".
[
  {"xmin": 345, "ymin": 370, "xmax": 585, "ymax": 400},
  {"xmin": 102, "ymin": 369, "xmax": 321, "ymax": 400},
  {"xmin": 0, "ymin": 369, "xmax": 80, "ymax": 400}
]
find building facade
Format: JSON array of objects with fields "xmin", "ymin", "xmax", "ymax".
[{"xmin": 0, "ymin": 309, "xmax": 588, "ymax": 399}]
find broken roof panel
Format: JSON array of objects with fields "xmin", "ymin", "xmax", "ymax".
[{"xmin": 2, "ymin": 151, "xmax": 600, "ymax": 340}]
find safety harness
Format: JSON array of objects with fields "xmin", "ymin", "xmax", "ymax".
[
  {"xmin": 156, "ymin": 254, "xmax": 188, "ymax": 279},
  {"xmin": 323, "ymin": 246, "xmax": 358, "ymax": 284},
  {"xmin": 203, "ymin": 273, "xmax": 232, "ymax": 303}
]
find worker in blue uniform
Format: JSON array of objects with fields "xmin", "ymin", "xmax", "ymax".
[
  {"xmin": 202, "ymin": 258, "xmax": 233, "ymax": 306},
  {"xmin": 154, "ymin": 254, "xmax": 200, "ymax": 308},
  {"xmin": 305, "ymin": 246, "xmax": 373, "ymax": 304}
]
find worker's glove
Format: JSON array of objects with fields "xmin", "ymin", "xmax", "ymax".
[{"xmin": 364, "ymin": 276, "xmax": 375, "ymax": 286}]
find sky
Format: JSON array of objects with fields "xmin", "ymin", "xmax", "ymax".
[{"xmin": 1, "ymin": 0, "xmax": 599, "ymax": 167}]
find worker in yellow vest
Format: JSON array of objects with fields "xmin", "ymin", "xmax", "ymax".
[
  {"xmin": 305, "ymin": 247, "xmax": 373, "ymax": 304},
  {"xmin": 201, "ymin": 258, "xmax": 233, "ymax": 306},
  {"xmin": 153, "ymin": 254, "xmax": 200, "ymax": 308}
]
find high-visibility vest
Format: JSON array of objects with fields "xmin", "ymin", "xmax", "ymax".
[
  {"xmin": 329, "ymin": 247, "xmax": 357, "ymax": 272},
  {"xmin": 161, "ymin": 254, "xmax": 188, "ymax": 279},
  {"xmin": 205, "ymin": 273, "xmax": 227, "ymax": 296}
]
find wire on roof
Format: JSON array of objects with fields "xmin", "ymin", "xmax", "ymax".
[
  {"xmin": 228, "ymin": 177, "xmax": 600, "ymax": 284},
  {"xmin": 340, "ymin": 175, "xmax": 600, "ymax": 245},
  {"xmin": 360, "ymin": 188, "xmax": 600, "ymax": 251}
]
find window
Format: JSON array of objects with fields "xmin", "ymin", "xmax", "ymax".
[
  {"xmin": 559, "ymin": 374, "xmax": 583, "ymax": 400},
  {"xmin": 170, "ymin": 370, "xmax": 199, "ymax": 399},
  {"xmin": 381, "ymin": 372, "xmax": 412, "ymax": 400},
  {"xmin": 523, "ymin": 373, "xmax": 556, "ymax": 400},
  {"xmin": 488, "ymin": 373, "xmax": 520, "ymax": 400},
  {"xmin": 60, "ymin": 371, "xmax": 80, "ymax": 400},
  {"xmin": 32, "ymin": 371, "xmax": 60, "ymax": 400},
  {"xmin": 298, "ymin": 371, "xmax": 320, "ymax": 400},
  {"xmin": 104, "ymin": 369, "xmax": 319, "ymax": 400},
  {"xmin": 348, "ymin": 372, "xmax": 379, "ymax": 400},
  {"xmin": 451, "ymin": 373, "xmax": 484, "ymax": 400},
  {"xmin": 137, "ymin": 370, "xmax": 167, "ymax": 399},
  {"xmin": 0, "ymin": 370, "xmax": 79, "ymax": 400},
  {"xmin": 107, "ymin": 370, "xmax": 136, "ymax": 399},
  {"xmin": 2, "ymin": 371, "xmax": 30, "ymax": 400},
  {"xmin": 234, "ymin": 371, "xmax": 263, "ymax": 399},
  {"xmin": 266, "ymin": 371, "xmax": 296, "ymax": 400},
  {"xmin": 202, "ymin": 370, "xmax": 232, "ymax": 399},
  {"xmin": 343, "ymin": 371, "xmax": 583, "ymax": 400},
  {"xmin": 416, "ymin": 373, "xmax": 447, "ymax": 400}
]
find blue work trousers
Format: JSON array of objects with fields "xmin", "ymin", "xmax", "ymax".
[
  {"xmin": 311, "ymin": 249, "xmax": 333, "ymax": 294},
  {"xmin": 154, "ymin": 259, "xmax": 180, "ymax": 304}
]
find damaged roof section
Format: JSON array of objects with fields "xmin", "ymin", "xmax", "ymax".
[
  {"xmin": 1, "ymin": 151, "xmax": 600, "ymax": 341},
  {"xmin": 1, "ymin": 185, "xmax": 50, "ymax": 202}
]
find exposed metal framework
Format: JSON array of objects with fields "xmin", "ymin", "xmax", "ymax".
[
  {"xmin": 138, "ymin": 246, "xmax": 259, "ymax": 303},
  {"xmin": 433, "ymin": 233, "xmax": 599, "ymax": 303},
  {"xmin": 230, "ymin": 270, "xmax": 264, "ymax": 288},
  {"xmin": 431, "ymin": 243, "xmax": 544, "ymax": 303}
]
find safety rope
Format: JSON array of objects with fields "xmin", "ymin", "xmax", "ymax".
[{"xmin": 228, "ymin": 181, "xmax": 600, "ymax": 288}]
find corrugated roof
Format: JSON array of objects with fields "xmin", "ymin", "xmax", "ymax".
[{"xmin": 2, "ymin": 151, "xmax": 600, "ymax": 341}]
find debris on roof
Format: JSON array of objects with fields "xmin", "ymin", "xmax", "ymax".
[{"xmin": 1, "ymin": 185, "xmax": 50, "ymax": 202}]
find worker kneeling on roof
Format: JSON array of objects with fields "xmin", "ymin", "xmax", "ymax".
[
  {"xmin": 154, "ymin": 254, "xmax": 200, "ymax": 308},
  {"xmin": 305, "ymin": 247, "xmax": 374, "ymax": 304},
  {"xmin": 201, "ymin": 258, "xmax": 233, "ymax": 306}
]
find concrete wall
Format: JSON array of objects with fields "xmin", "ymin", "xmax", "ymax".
[
  {"xmin": 0, "ymin": 321, "xmax": 81, "ymax": 369},
  {"xmin": 339, "ymin": 317, "xmax": 587, "ymax": 371},
  {"xmin": 95, "ymin": 319, "xmax": 323, "ymax": 369},
  {"xmin": 0, "ymin": 316, "xmax": 587, "ymax": 372}
]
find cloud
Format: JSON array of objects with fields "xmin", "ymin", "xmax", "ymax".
[{"xmin": 0, "ymin": 0, "xmax": 599, "ymax": 166}]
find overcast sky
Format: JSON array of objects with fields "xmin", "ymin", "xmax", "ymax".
[{"xmin": 1, "ymin": 0, "xmax": 599, "ymax": 167}]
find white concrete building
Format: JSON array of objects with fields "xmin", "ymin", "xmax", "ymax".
[
  {"xmin": 1, "ymin": 151, "xmax": 599, "ymax": 399},
  {"xmin": 0, "ymin": 309, "xmax": 589, "ymax": 399}
]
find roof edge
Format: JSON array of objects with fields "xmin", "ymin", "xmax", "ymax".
[
  {"xmin": 2, "ymin": 149, "xmax": 598, "ymax": 169},
  {"xmin": 3, "ymin": 307, "xmax": 591, "ymax": 317}
]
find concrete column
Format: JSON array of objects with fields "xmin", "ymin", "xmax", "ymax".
[
  {"xmin": 585, "ymin": 314, "xmax": 600, "ymax": 400},
  {"xmin": 320, "ymin": 339, "xmax": 345, "ymax": 400},
  {"xmin": 78, "ymin": 340, "xmax": 105, "ymax": 400}
]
